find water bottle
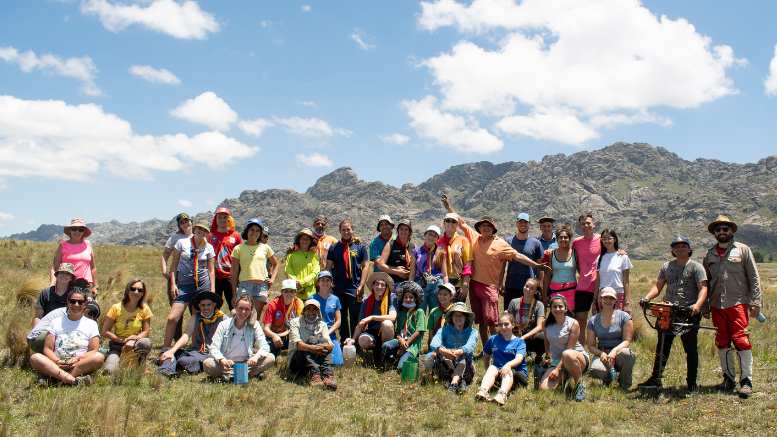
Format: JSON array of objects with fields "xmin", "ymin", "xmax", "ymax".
[
  {"xmin": 98, "ymin": 348, "xmax": 109, "ymax": 355},
  {"xmin": 756, "ymin": 312, "xmax": 766, "ymax": 323},
  {"xmin": 609, "ymin": 365, "xmax": 617, "ymax": 381}
]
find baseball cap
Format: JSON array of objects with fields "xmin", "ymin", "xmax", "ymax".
[
  {"xmin": 670, "ymin": 236, "xmax": 691, "ymax": 248},
  {"xmin": 281, "ymin": 279, "xmax": 297, "ymax": 290},
  {"xmin": 517, "ymin": 213, "xmax": 530, "ymax": 222}
]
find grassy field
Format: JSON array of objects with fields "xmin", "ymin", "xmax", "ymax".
[{"xmin": 0, "ymin": 240, "xmax": 775, "ymax": 436}]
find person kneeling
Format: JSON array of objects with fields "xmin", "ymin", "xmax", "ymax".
[
  {"xmin": 345, "ymin": 272, "xmax": 397, "ymax": 364},
  {"xmin": 288, "ymin": 300, "xmax": 337, "ymax": 389},
  {"xmin": 101, "ymin": 279, "xmax": 153, "ymax": 374},
  {"xmin": 382, "ymin": 282, "xmax": 426, "ymax": 371},
  {"xmin": 476, "ymin": 312, "xmax": 528, "ymax": 406},
  {"xmin": 203, "ymin": 293, "xmax": 276, "ymax": 380},
  {"xmin": 430, "ymin": 302, "xmax": 479, "ymax": 395}
]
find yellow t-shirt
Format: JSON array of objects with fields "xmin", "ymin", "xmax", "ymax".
[
  {"xmin": 106, "ymin": 303, "xmax": 153, "ymax": 338},
  {"xmin": 232, "ymin": 243, "xmax": 275, "ymax": 282}
]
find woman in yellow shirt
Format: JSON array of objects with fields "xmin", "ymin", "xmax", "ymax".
[
  {"xmin": 101, "ymin": 279, "xmax": 153, "ymax": 374},
  {"xmin": 285, "ymin": 228, "xmax": 321, "ymax": 300},
  {"xmin": 230, "ymin": 218, "xmax": 280, "ymax": 317}
]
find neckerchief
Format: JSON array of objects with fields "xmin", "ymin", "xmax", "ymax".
[
  {"xmin": 394, "ymin": 238, "xmax": 410, "ymax": 269},
  {"xmin": 341, "ymin": 238, "xmax": 354, "ymax": 279},
  {"xmin": 519, "ymin": 295, "xmax": 535, "ymax": 331},
  {"xmin": 423, "ymin": 243, "xmax": 436, "ymax": 274},
  {"xmin": 283, "ymin": 298, "xmax": 302, "ymax": 325},
  {"xmin": 196, "ymin": 309, "xmax": 225, "ymax": 353},
  {"xmin": 403, "ymin": 307, "xmax": 416, "ymax": 339},
  {"xmin": 365, "ymin": 290, "xmax": 388, "ymax": 318},
  {"xmin": 438, "ymin": 232, "xmax": 458, "ymax": 276},
  {"xmin": 435, "ymin": 302, "xmax": 453, "ymax": 331},
  {"xmin": 190, "ymin": 236, "xmax": 206, "ymax": 285},
  {"xmin": 379, "ymin": 233, "xmax": 392, "ymax": 244}
]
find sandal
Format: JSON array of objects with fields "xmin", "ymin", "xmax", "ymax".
[
  {"xmin": 475, "ymin": 388, "xmax": 490, "ymax": 402},
  {"xmin": 492, "ymin": 391, "xmax": 507, "ymax": 406}
]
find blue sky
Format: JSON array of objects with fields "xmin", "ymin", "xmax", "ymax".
[{"xmin": 1, "ymin": 0, "xmax": 776, "ymax": 236}]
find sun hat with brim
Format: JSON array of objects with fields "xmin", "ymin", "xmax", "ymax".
[
  {"xmin": 193, "ymin": 220, "xmax": 211, "ymax": 233},
  {"xmin": 376, "ymin": 214, "xmax": 395, "ymax": 232},
  {"xmin": 425, "ymin": 225, "xmax": 442, "ymax": 238},
  {"xmin": 192, "ymin": 291, "xmax": 223, "ymax": 310},
  {"xmin": 444, "ymin": 302, "xmax": 475, "ymax": 326},
  {"xmin": 303, "ymin": 299, "xmax": 321, "ymax": 311},
  {"xmin": 707, "ymin": 215, "xmax": 737, "ymax": 234},
  {"xmin": 366, "ymin": 272, "xmax": 394, "ymax": 292},
  {"xmin": 474, "ymin": 216, "xmax": 498, "ymax": 234},
  {"xmin": 444, "ymin": 213, "xmax": 459, "ymax": 222},
  {"xmin": 396, "ymin": 281, "xmax": 424, "ymax": 305},
  {"xmin": 64, "ymin": 218, "xmax": 91, "ymax": 238},
  {"xmin": 599, "ymin": 287, "xmax": 617, "ymax": 300},
  {"xmin": 55, "ymin": 263, "xmax": 76, "ymax": 279},
  {"xmin": 670, "ymin": 236, "xmax": 692, "ymax": 249},
  {"xmin": 294, "ymin": 228, "xmax": 318, "ymax": 247},
  {"xmin": 396, "ymin": 219, "xmax": 412, "ymax": 234},
  {"xmin": 537, "ymin": 216, "xmax": 556, "ymax": 224}
]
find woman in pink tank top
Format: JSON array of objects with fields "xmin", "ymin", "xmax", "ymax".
[{"xmin": 50, "ymin": 218, "xmax": 99, "ymax": 297}]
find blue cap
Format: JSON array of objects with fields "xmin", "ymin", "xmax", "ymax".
[
  {"xmin": 670, "ymin": 236, "xmax": 691, "ymax": 248},
  {"xmin": 517, "ymin": 213, "xmax": 530, "ymax": 222},
  {"xmin": 246, "ymin": 218, "xmax": 264, "ymax": 229},
  {"xmin": 318, "ymin": 270, "xmax": 333, "ymax": 279}
]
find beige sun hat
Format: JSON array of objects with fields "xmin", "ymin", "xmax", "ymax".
[
  {"xmin": 294, "ymin": 228, "xmax": 319, "ymax": 247},
  {"xmin": 64, "ymin": 218, "xmax": 91, "ymax": 238},
  {"xmin": 366, "ymin": 272, "xmax": 394, "ymax": 292},
  {"xmin": 444, "ymin": 302, "xmax": 475, "ymax": 326},
  {"xmin": 55, "ymin": 263, "xmax": 76, "ymax": 279},
  {"xmin": 599, "ymin": 287, "xmax": 617, "ymax": 300},
  {"xmin": 707, "ymin": 215, "xmax": 737, "ymax": 234}
]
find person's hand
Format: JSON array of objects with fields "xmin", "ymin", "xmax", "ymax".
[
  {"xmin": 537, "ymin": 264, "xmax": 551, "ymax": 274},
  {"xmin": 548, "ymin": 368, "xmax": 560, "ymax": 381},
  {"xmin": 357, "ymin": 284, "xmax": 365, "ymax": 298},
  {"xmin": 220, "ymin": 358, "xmax": 234, "ymax": 369},
  {"xmin": 616, "ymin": 250, "xmax": 627, "ymax": 256},
  {"xmin": 497, "ymin": 285, "xmax": 505, "ymax": 296},
  {"xmin": 123, "ymin": 340, "xmax": 136, "ymax": 351},
  {"xmin": 295, "ymin": 281, "xmax": 301, "ymax": 290},
  {"xmin": 397, "ymin": 338, "xmax": 407, "ymax": 349},
  {"xmin": 266, "ymin": 278, "xmax": 274, "ymax": 287},
  {"xmin": 591, "ymin": 302, "xmax": 599, "ymax": 316},
  {"xmin": 749, "ymin": 305, "xmax": 760, "ymax": 318},
  {"xmin": 159, "ymin": 350, "xmax": 175, "ymax": 364},
  {"xmin": 441, "ymin": 195, "xmax": 451, "ymax": 209},
  {"xmin": 599, "ymin": 352, "xmax": 611, "ymax": 367},
  {"xmin": 639, "ymin": 298, "xmax": 650, "ymax": 308},
  {"xmin": 540, "ymin": 357, "xmax": 551, "ymax": 367},
  {"xmin": 455, "ymin": 284, "xmax": 469, "ymax": 302},
  {"xmin": 272, "ymin": 335, "xmax": 284, "ymax": 348},
  {"xmin": 690, "ymin": 302, "xmax": 702, "ymax": 316},
  {"xmin": 162, "ymin": 272, "xmax": 171, "ymax": 280},
  {"xmin": 395, "ymin": 267, "xmax": 410, "ymax": 279},
  {"xmin": 247, "ymin": 357, "xmax": 258, "ymax": 367},
  {"xmin": 170, "ymin": 284, "xmax": 178, "ymax": 300},
  {"xmin": 354, "ymin": 237, "xmax": 363, "ymax": 245},
  {"xmin": 91, "ymin": 286, "xmax": 99, "ymax": 298},
  {"xmin": 623, "ymin": 303, "xmax": 631, "ymax": 314},
  {"xmin": 499, "ymin": 365, "xmax": 512, "ymax": 379},
  {"xmin": 286, "ymin": 245, "xmax": 294, "ymax": 254},
  {"xmin": 344, "ymin": 338, "xmax": 355, "ymax": 346}
]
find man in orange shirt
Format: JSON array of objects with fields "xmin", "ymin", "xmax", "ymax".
[{"xmin": 442, "ymin": 195, "xmax": 550, "ymax": 347}]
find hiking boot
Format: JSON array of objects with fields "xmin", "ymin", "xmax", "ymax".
[
  {"xmin": 456, "ymin": 380, "xmax": 468, "ymax": 394},
  {"xmin": 492, "ymin": 391, "xmax": 507, "ymax": 406},
  {"xmin": 256, "ymin": 372, "xmax": 266, "ymax": 381},
  {"xmin": 715, "ymin": 375, "xmax": 736, "ymax": 392},
  {"xmin": 72, "ymin": 375, "xmax": 92, "ymax": 386},
  {"xmin": 637, "ymin": 377, "xmax": 662, "ymax": 389},
  {"xmin": 447, "ymin": 383, "xmax": 457, "ymax": 393},
  {"xmin": 323, "ymin": 375, "xmax": 338, "ymax": 390},
  {"xmin": 738, "ymin": 378, "xmax": 753, "ymax": 399},
  {"xmin": 310, "ymin": 374, "xmax": 324, "ymax": 388},
  {"xmin": 574, "ymin": 381, "xmax": 587, "ymax": 401},
  {"xmin": 475, "ymin": 388, "xmax": 490, "ymax": 402}
]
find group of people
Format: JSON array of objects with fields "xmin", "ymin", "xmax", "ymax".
[{"xmin": 26, "ymin": 202, "xmax": 762, "ymax": 402}]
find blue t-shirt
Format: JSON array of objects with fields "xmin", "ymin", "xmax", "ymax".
[
  {"xmin": 369, "ymin": 234, "xmax": 393, "ymax": 272},
  {"xmin": 326, "ymin": 241, "xmax": 369, "ymax": 295},
  {"xmin": 483, "ymin": 334, "xmax": 528, "ymax": 375},
  {"xmin": 311, "ymin": 293, "xmax": 342, "ymax": 340},
  {"xmin": 540, "ymin": 236, "xmax": 559, "ymax": 252},
  {"xmin": 503, "ymin": 236, "xmax": 543, "ymax": 288}
]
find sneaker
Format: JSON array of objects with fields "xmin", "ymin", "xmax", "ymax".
[
  {"xmin": 574, "ymin": 381, "xmax": 587, "ymax": 402},
  {"xmin": 715, "ymin": 376, "xmax": 736, "ymax": 392},
  {"xmin": 687, "ymin": 382, "xmax": 699, "ymax": 394},
  {"xmin": 637, "ymin": 377, "xmax": 663, "ymax": 389},
  {"xmin": 475, "ymin": 388, "xmax": 490, "ymax": 402},
  {"xmin": 323, "ymin": 375, "xmax": 338, "ymax": 390},
  {"xmin": 492, "ymin": 391, "xmax": 507, "ymax": 406},
  {"xmin": 72, "ymin": 375, "xmax": 92, "ymax": 386},
  {"xmin": 37, "ymin": 378, "xmax": 49, "ymax": 388},
  {"xmin": 456, "ymin": 380, "xmax": 468, "ymax": 394},
  {"xmin": 738, "ymin": 378, "xmax": 752, "ymax": 399},
  {"xmin": 447, "ymin": 383, "xmax": 457, "ymax": 393},
  {"xmin": 310, "ymin": 374, "xmax": 324, "ymax": 388}
]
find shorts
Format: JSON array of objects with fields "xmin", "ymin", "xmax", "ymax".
[
  {"xmin": 574, "ymin": 290, "xmax": 594, "ymax": 313},
  {"xmin": 360, "ymin": 327, "xmax": 381, "ymax": 342},
  {"xmin": 237, "ymin": 281, "xmax": 269, "ymax": 302},
  {"xmin": 27, "ymin": 332, "xmax": 48, "ymax": 354},
  {"xmin": 174, "ymin": 282, "xmax": 201, "ymax": 304},
  {"xmin": 470, "ymin": 280, "xmax": 499, "ymax": 325}
]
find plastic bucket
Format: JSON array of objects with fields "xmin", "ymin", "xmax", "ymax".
[
  {"xmin": 401, "ymin": 357, "xmax": 419, "ymax": 381},
  {"xmin": 233, "ymin": 363, "xmax": 249, "ymax": 385},
  {"xmin": 343, "ymin": 345, "xmax": 356, "ymax": 368}
]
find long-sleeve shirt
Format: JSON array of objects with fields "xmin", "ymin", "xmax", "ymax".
[
  {"xmin": 285, "ymin": 250, "xmax": 321, "ymax": 300},
  {"xmin": 702, "ymin": 241, "xmax": 762, "ymax": 310},
  {"xmin": 287, "ymin": 316, "xmax": 331, "ymax": 364},
  {"xmin": 209, "ymin": 317, "xmax": 270, "ymax": 362},
  {"xmin": 429, "ymin": 325, "xmax": 479, "ymax": 361}
]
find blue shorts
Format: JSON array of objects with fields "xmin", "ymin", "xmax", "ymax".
[
  {"xmin": 237, "ymin": 281, "xmax": 269, "ymax": 302},
  {"xmin": 174, "ymin": 282, "xmax": 204, "ymax": 304}
]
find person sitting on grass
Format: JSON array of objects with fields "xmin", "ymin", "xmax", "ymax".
[
  {"xmin": 345, "ymin": 272, "xmax": 397, "ymax": 363},
  {"xmin": 203, "ymin": 293, "xmax": 275, "ymax": 380},
  {"xmin": 506, "ymin": 277, "xmax": 546, "ymax": 361},
  {"xmin": 29, "ymin": 287, "xmax": 104, "ymax": 386},
  {"xmin": 288, "ymin": 299, "xmax": 337, "ymax": 390},
  {"xmin": 310, "ymin": 271, "xmax": 344, "ymax": 366},
  {"xmin": 157, "ymin": 291, "xmax": 226, "ymax": 377},
  {"xmin": 382, "ymin": 282, "xmax": 426, "ymax": 371},
  {"xmin": 430, "ymin": 302, "xmax": 479, "ymax": 395},
  {"xmin": 476, "ymin": 312, "xmax": 528, "ymax": 405},
  {"xmin": 101, "ymin": 278, "xmax": 153, "ymax": 374},
  {"xmin": 586, "ymin": 287, "xmax": 636, "ymax": 389},
  {"xmin": 538, "ymin": 295, "xmax": 590, "ymax": 402},
  {"xmin": 34, "ymin": 263, "xmax": 77, "ymax": 326},
  {"xmin": 262, "ymin": 279, "xmax": 304, "ymax": 356}
]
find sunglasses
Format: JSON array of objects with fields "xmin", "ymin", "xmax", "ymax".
[
  {"xmin": 129, "ymin": 286, "xmax": 145, "ymax": 292},
  {"xmin": 444, "ymin": 219, "xmax": 457, "ymax": 224},
  {"xmin": 69, "ymin": 298, "xmax": 87, "ymax": 305},
  {"xmin": 714, "ymin": 226, "xmax": 731, "ymax": 233},
  {"xmin": 71, "ymin": 227, "xmax": 87, "ymax": 232}
]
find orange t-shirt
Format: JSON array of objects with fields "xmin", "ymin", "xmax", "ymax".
[
  {"xmin": 461, "ymin": 223, "xmax": 518, "ymax": 287},
  {"xmin": 317, "ymin": 234, "xmax": 338, "ymax": 270}
]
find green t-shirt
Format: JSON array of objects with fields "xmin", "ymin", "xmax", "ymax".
[
  {"xmin": 427, "ymin": 306, "xmax": 450, "ymax": 338},
  {"xmin": 395, "ymin": 308, "xmax": 427, "ymax": 356}
]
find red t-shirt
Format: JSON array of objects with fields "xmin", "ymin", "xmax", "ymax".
[
  {"xmin": 261, "ymin": 296, "xmax": 304, "ymax": 333},
  {"xmin": 716, "ymin": 245, "xmax": 727, "ymax": 259},
  {"xmin": 209, "ymin": 230, "xmax": 242, "ymax": 279}
]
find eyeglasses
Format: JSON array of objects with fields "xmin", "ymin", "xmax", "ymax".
[
  {"xmin": 129, "ymin": 286, "xmax": 144, "ymax": 292},
  {"xmin": 444, "ymin": 219, "xmax": 457, "ymax": 224},
  {"xmin": 714, "ymin": 226, "xmax": 731, "ymax": 233},
  {"xmin": 71, "ymin": 227, "xmax": 86, "ymax": 232},
  {"xmin": 69, "ymin": 299, "xmax": 87, "ymax": 305}
]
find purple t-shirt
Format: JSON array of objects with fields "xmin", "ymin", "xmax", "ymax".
[{"xmin": 412, "ymin": 245, "xmax": 443, "ymax": 280}]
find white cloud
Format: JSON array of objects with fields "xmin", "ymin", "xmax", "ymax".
[
  {"xmin": 129, "ymin": 65, "xmax": 181, "ymax": 84},
  {"xmin": 273, "ymin": 116, "xmax": 352, "ymax": 137},
  {"xmin": 178, "ymin": 199, "xmax": 193, "ymax": 207},
  {"xmin": 205, "ymin": 199, "xmax": 216, "ymax": 206},
  {"xmin": 0, "ymin": 212, "xmax": 13, "ymax": 220},
  {"xmin": 0, "ymin": 46, "xmax": 102, "ymax": 95},
  {"xmin": 170, "ymin": 92, "xmax": 238, "ymax": 131},
  {"xmin": 765, "ymin": 44, "xmax": 777, "ymax": 96},
  {"xmin": 414, "ymin": 0, "xmax": 745, "ymax": 146},
  {"xmin": 401, "ymin": 95, "xmax": 503, "ymax": 153},
  {"xmin": 301, "ymin": 5, "xmax": 311, "ymax": 11},
  {"xmin": 349, "ymin": 29, "xmax": 376, "ymax": 51},
  {"xmin": 25, "ymin": 219, "xmax": 36, "ymax": 226},
  {"xmin": 81, "ymin": 0, "xmax": 219, "ymax": 40},
  {"xmin": 260, "ymin": 20, "xmax": 272, "ymax": 28},
  {"xmin": 295, "ymin": 153, "xmax": 332, "ymax": 167},
  {"xmin": 295, "ymin": 100, "xmax": 316, "ymax": 107},
  {"xmin": 380, "ymin": 133, "xmax": 410, "ymax": 145},
  {"xmin": 0, "ymin": 94, "xmax": 258, "ymax": 182},
  {"xmin": 238, "ymin": 118, "xmax": 275, "ymax": 137}
]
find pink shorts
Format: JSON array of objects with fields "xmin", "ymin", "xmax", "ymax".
[{"xmin": 470, "ymin": 280, "xmax": 499, "ymax": 326}]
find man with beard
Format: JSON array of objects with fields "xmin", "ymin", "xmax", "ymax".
[{"xmin": 702, "ymin": 215, "xmax": 762, "ymax": 399}]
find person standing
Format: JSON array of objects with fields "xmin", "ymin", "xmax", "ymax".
[
  {"xmin": 500, "ymin": 213, "xmax": 544, "ymax": 311},
  {"xmin": 370, "ymin": 215, "xmax": 394, "ymax": 273},
  {"xmin": 702, "ymin": 215, "xmax": 762, "ymax": 399},
  {"xmin": 284, "ymin": 228, "xmax": 321, "ymax": 300},
  {"xmin": 376, "ymin": 219, "xmax": 416, "ymax": 287},
  {"xmin": 209, "ymin": 208, "xmax": 243, "ymax": 311},
  {"xmin": 571, "ymin": 214, "xmax": 601, "ymax": 343},
  {"xmin": 161, "ymin": 213, "xmax": 193, "ymax": 341},
  {"xmin": 437, "ymin": 213, "xmax": 473, "ymax": 302},
  {"xmin": 537, "ymin": 217, "xmax": 559, "ymax": 252},
  {"xmin": 410, "ymin": 225, "xmax": 448, "ymax": 313},
  {"xmin": 50, "ymin": 218, "xmax": 99, "ymax": 297},
  {"xmin": 230, "ymin": 218, "xmax": 279, "ymax": 316},
  {"xmin": 313, "ymin": 215, "xmax": 339, "ymax": 271},
  {"xmin": 594, "ymin": 228, "xmax": 633, "ymax": 313},
  {"xmin": 325, "ymin": 220, "xmax": 370, "ymax": 341}
]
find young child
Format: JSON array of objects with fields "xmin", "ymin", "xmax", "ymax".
[
  {"xmin": 476, "ymin": 312, "xmax": 528, "ymax": 405},
  {"xmin": 430, "ymin": 302, "xmax": 480, "ymax": 394},
  {"xmin": 427, "ymin": 283, "xmax": 455, "ymax": 345},
  {"xmin": 382, "ymin": 282, "xmax": 426, "ymax": 371},
  {"xmin": 288, "ymin": 299, "xmax": 337, "ymax": 389},
  {"xmin": 262, "ymin": 279, "xmax": 304, "ymax": 356}
]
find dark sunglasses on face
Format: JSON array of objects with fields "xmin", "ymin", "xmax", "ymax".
[
  {"xmin": 71, "ymin": 227, "xmax": 86, "ymax": 232},
  {"xmin": 714, "ymin": 226, "xmax": 731, "ymax": 233},
  {"xmin": 69, "ymin": 298, "xmax": 87, "ymax": 305},
  {"xmin": 129, "ymin": 286, "xmax": 144, "ymax": 292},
  {"xmin": 444, "ymin": 219, "xmax": 457, "ymax": 224}
]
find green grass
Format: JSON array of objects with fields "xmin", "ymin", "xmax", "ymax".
[{"xmin": 1, "ymin": 240, "xmax": 776, "ymax": 436}]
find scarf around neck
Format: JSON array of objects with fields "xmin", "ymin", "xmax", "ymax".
[{"xmin": 340, "ymin": 238, "xmax": 354, "ymax": 279}]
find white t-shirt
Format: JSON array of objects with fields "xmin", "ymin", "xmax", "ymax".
[
  {"xmin": 165, "ymin": 233, "xmax": 190, "ymax": 250},
  {"xmin": 596, "ymin": 252, "xmax": 633, "ymax": 292},
  {"xmin": 47, "ymin": 316, "xmax": 100, "ymax": 359},
  {"xmin": 28, "ymin": 308, "xmax": 67, "ymax": 340},
  {"xmin": 174, "ymin": 238, "xmax": 216, "ymax": 285},
  {"xmin": 223, "ymin": 326, "xmax": 249, "ymax": 361}
]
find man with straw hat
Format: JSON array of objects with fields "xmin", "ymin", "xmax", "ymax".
[
  {"xmin": 702, "ymin": 215, "xmax": 762, "ymax": 399},
  {"xmin": 537, "ymin": 216, "xmax": 559, "ymax": 252}
]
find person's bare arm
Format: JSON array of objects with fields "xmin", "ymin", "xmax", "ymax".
[
  {"xmin": 268, "ymin": 255, "xmax": 280, "ymax": 286},
  {"xmin": 207, "ymin": 258, "xmax": 216, "ymax": 293},
  {"xmin": 161, "ymin": 247, "xmax": 174, "ymax": 279},
  {"xmin": 642, "ymin": 279, "xmax": 666, "ymax": 302},
  {"xmin": 329, "ymin": 310, "xmax": 342, "ymax": 336},
  {"xmin": 101, "ymin": 317, "xmax": 123, "ymax": 343},
  {"xmin": 33, "ymin": 308, "xmax": 44, "ymax": 327},
  {"xmin": 622, "ymin": 268, "xmax": 631, "ymax": 313},
  {"xmin": 50, "ymin": 243, "xmax": 63, "ymax": 286},
  {"xmin": 358, "ymin": 260, "xmax": 370, "ymax": 297},
  {"xmin": 690, "ymin": 281, "xmax": 708, "ymax": 316}
]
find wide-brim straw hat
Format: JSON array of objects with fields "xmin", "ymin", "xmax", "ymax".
[
  {"xmin": 64, "ymin": 218, "xmax": 91, "ymax": 238},
  {"xmin": 537, "ymin": 216, "xmax": 556, "ymax": 224},
  {"xmin": 474, "ymin": 216, "xmax": 497, "ymax": 234},
  {"xmin": 193, "ymin": 220, "xmax": 211, "ymax": 233},
  {"xmin": 707, "ymin": 215, "xmax": 737, "ymax": 234},
  {"xmin": 366, "ymin": 272, "xmax": 394, "ymax": 293},
  {"xmin": 294, "ymin": 228, "xmax": 319, "ymax": 247},
  {"xmin": 444, "ymin": 302, "xmax": 475, "ymax": 326}
]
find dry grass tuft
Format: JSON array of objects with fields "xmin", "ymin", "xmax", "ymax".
[
  {"xmin": 18, "ymin": 248, "xmax": 36, "ymax": 269},
  {"xmin": 4, "ymin": 309, "xmax": 32, "ymax": 366},
  {"xmin": 15, "ymin": 277, "xmax": 47, "ymax": 308},
  {"xmin": 106, "ymin": 266, "xmax": 130, "ymax": 292}
]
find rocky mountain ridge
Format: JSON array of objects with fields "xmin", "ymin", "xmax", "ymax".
[{"xmin": 8, "ymin": 142, "xmax": 777, "ymax": 259}]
